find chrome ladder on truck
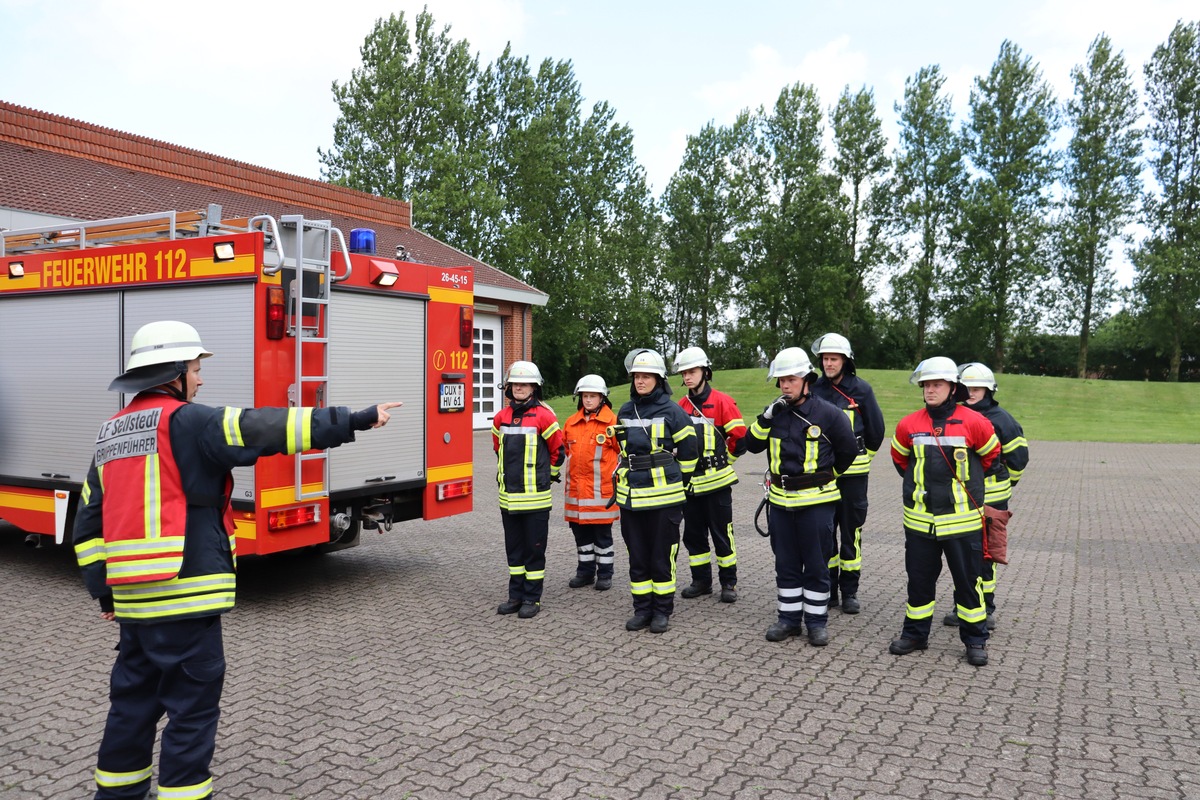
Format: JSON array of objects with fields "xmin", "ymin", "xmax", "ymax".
[{"xmin": 274, "ymin": 214, "xmax": 354, "ymax": 503}]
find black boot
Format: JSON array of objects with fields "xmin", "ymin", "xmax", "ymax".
[
  {"xmin": 807, "ymin": 626, "xmax": 829, "ymax": 646},
  {"xmin": 517, "ymin": 601, "xmax": 540, "ymax": 619},
  {"xmin": 681, "ymin": 581, "xmax": 712, "ymax": 598},
  {"xmin": 497, "ymin": 599, "xmax": 522, "ymax": 615},
  {"xmin": 594, "ymin": 575, "xmax": 612, "ymax": 591},
  {"xmin": 765, "ymin": 621, "xmax": 803, "ymax": 642},
  {"xmin": 719, "ymin": 585, "xmax": 738, "ymax": 603},
  {"xmin": 888, "ymin": 636, "xmax": 929, "ymax": 655},
  {"xmin": 568, "ymin": 573, "xmax": 595, "ymax": 588},
  {"xmin": 942, "ymin": 612, "xmax": 960, "ymax": 626},
  {"xmin": 625, "ymin": 613, "xmax": 651, "ymax": 631},
  {"xmin": 965, "ymin": 644, "xmax": 989, "ymax": 666},
  {"xmin": 841, "ymin": 595, "xmax": 860, "ymax": 614}
]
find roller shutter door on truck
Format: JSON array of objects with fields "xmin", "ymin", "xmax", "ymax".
[
  {"xmin": 327, "ymin": 290, "xmax": 426, "ymax": 492},
  {"xmin": 123, "ymin": 285, "xmax": 257, "ymax": 501},
  {"xmin": 0, "ymin": 293, "xmax": 124, "ymax": 484}
]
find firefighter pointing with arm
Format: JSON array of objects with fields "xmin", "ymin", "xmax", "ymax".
[
  {"xmin": 889, "ymin": 357, "xmax": 1000, "ymax": 667},
  {"xmin": 743, "ymin": 347, "xmax": 858, "ymax": 647},
  {"xmin": 72, "ymin": 320, "xmax": 400, "ymax": 800}
]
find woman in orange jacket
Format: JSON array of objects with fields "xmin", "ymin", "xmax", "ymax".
[{"xmin": 563, "ymin": 374, "xmax": 621, "ymax": 590}]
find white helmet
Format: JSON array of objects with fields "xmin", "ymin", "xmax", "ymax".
[
  {"xmin": 500, "ymin": 360, "xmax": 544, "ymax": 387},
  {"xmin": 958, "ymin": 362, "xmax": 998, "ymax": 392},
  {"xmin": 110, "ymin": 320, "xmax": 213, "ymax": 393},
  {"xmin": 810, "ymin": 332, "xmax": 854, "ymax": 360},
  {"xmin": 767, "ymin": 347, "xmax": 817, "ymax": 381},
  {"xmin": 909, "ymin": 356, "xmax": 959, "ymax": 385},
  {"xmin": 573, "ymin": 374, "xmax": 609, "ymax": 397},
  {"xmin": 672, "ymin": 346, "xmax": 711, "ymax": 373},
  {"xmin": 124, "ymin": 320, "xmax": 212, "ymax": 372},
  {"xmin": 627, "ymin": 349, "xmax": 667, "ymax": 378}
]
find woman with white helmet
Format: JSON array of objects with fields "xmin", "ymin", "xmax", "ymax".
[
  {"xmin": 562, "ymin": 374, "xmax": 621, "ymax": 591},
  {"xmin": 941, "ymin": 362, "xmax": 1029, "ymax": 630},
  {"xmin": 611, "ymin": 349, "xmax": 698, "ymax": 634},
  {"xmin": 743, "ymin": 347, "xmax": 858, "ymax": 647},
  {"xmin": 672, "ymin": 346, "xmax": 747, "ymax": 604},
  {"xmin": 889, "ymin": 356, "xmax": 1000, "ymax": 667},
  {"xmin": 491, "ymin": 360, "xmax": 565, "ymax": 620}
]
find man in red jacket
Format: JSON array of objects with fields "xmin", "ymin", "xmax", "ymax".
[{"xmin": 889, "ymin": 357, "xmax": 1000, "ymax": 667}]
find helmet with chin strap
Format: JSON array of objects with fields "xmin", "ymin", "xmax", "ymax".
[
  {"xmin": 910, "ymin": 356, "xmax": 967, "ymax": 402},
  {"xmin": 957, "ymin": 362, "xmax": 998, "ymax": 392},
  {"xmin": 109, "ymin": 320, "xmax": 213, "ymax": 394},
  {"xmin": 810, "ymin": 332, "xmax": 856, "ymax": 375},
  {"xmin": 767, "ymin": 347, "xmax": 817, "ymax": 385},
  {"xmin": 673, "ymin": 346, "xmax": 713, "ymax": 383}
]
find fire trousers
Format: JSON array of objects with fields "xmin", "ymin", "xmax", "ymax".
[
  {"xmin": 827, "ymin": 474, "xmax": 868, "ymax": 598},
  {"xmin": 768, "ymin": 503, "xmax": 835, "ymax": 629},
  {"xmin": 94, "ymin": 616, "xmax": 225, "ymax": 800},
  {"xmin": 901, "ymin": 530, "xmax": 989, "ymax": 646},
  {"xmin": 619, "ymin": 505, "xmax": 683, "ymax": 617},
  {"xmin": 569, "ymin": 521, "xmax": 615, "ymax": 579},
  {"xmin": 502, "ymin": 509, "xmax": 548, "ymax": 604},
  {"xmin": 682, "ymin": 487, "xmax": 737, "ymax": 588}
]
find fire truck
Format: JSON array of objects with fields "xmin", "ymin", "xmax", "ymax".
[{"xmin": 0, "ymin": 204, "xmax": 474, "ymax": 554}]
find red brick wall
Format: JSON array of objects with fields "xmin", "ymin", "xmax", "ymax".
[{"xmin": 489, "ymin": 301, "xmax": 532, "ymax": 373}]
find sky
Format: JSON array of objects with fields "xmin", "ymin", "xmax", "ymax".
[{"xmin": 2, "ymin": 0, "xmax": 1196, "ymax": 285}]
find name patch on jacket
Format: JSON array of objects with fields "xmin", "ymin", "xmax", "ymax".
[{"xmin": 94, "ymin": 408, "xmax": 162, "ymax": 466}]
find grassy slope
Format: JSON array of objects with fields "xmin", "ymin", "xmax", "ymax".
[{"xmin": 545, "ymin": 369, "xmax": 1200, "ymax": 444}]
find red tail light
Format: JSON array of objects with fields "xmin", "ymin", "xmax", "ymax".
[
  {"xmin": 459, "ymin": 305, "xmax": 473, "ymax": 348},
  {"xmin": 436, "ymin": 479, "xmax": 472, "ymax": 500},
  {"xmin": 267, "ymin": 504, "xmax": 319, "ymax": 530},
  {"xmin": 266, "ymin": 285, "xmax": 285, "ymax": 339}
]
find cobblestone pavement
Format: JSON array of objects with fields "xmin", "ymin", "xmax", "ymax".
[{"xmin": 3, "ymin": 435, "xmax": 1199, "ymax": 800}]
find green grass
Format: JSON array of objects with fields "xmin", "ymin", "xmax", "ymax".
[{"xmin": 544, "ymin": 369, "xmax": 1200, "ymax": 444}]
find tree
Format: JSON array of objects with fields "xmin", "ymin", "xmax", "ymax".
[
  {"xmin": 1057, "ymin": 34, "xmax": 1142, "ymax": 379},
  {"xmin": 1132, "ymin": 20, "xmax": 1200, "ymax": 381},
  {"xmin": 734, "ymin": 83, "xmax": 852, "ymax": 357},
  {"xmin": 831, "ymin": 86, "xmax": 890, "ymax": 334},
  {"xmin": 660, "ymin": 120, "xmax": 746, "ymax": 352},
  {"xmin": 884, "ymin": 65, "xmax": 968, "ymax": 361},
  {"xmin": 480, "ymin": 49, "xmax": 662, "ymax": 393},
  {"xmin": 956, "ymin": 40, "xmax": 1059, "ymax": 371},
  {"xmin": 319, "ymin": 10, "xmax": 499, "ymax": 255},
  {"xmin": 323, "ymin": 14, "xmax": 662, "ymax": 395}
]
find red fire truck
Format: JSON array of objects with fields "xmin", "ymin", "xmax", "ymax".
[{"xmin": 0, "ymin": 205, "xmax": 473, "ymax": 554}]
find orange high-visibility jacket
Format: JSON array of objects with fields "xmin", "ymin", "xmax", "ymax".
[{"xmin": 563, "ymin": 403, "xmax": 620, "ymax": 525}]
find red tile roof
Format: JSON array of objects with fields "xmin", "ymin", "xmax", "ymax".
[{"xmin": 0, "ymin": 101, "xmax": 544, "ymax": 299}]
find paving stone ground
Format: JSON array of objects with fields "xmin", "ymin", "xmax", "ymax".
[{"xmin": 2, "ymin": 434, "xmax": 1199, "ymax": 799}]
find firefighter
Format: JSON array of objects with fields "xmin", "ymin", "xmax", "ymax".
[
  {"xmin": 673, "ymin": 346, "xmax": 747, "ymax": 603},
  {"xmin": 942, "ymin": 362, "xmax": 1029, "ymax": 630},
  {"xmin": 810, "ymin": 333, "xmax": 885, "ymax": 615},
  {"xmin": 73, "ymin": 320, "xmax": 400, "ymax": 800},
  {"xmin": 613, "ymin": 349, "xmax": 698, "ymax": 634},
  {"xmin": 563, "ymin": 374, "xmax": 621, "ymax": 591},
  {"xmin": 492, "ymin": 361, "xmax": 565, "ymax": 619},
  {"xmin": 890, "ymin": 356, "xmax": 1000, "ymax": 667},
  {"xmin": 744, "ymin": 347, "xmax": 858, "ymax": 646}
]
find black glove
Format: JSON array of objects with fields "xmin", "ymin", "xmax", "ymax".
[{"xmin": 762, "ymin": 396, "xmax": 789, "ymax": 420}]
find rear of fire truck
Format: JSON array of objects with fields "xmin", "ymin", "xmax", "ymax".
[{"xmin": 0, "ymin": 205, "xmax": 473, "ymax": 554}]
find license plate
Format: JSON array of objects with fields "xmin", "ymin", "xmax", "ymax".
[{"xmin": 439, "ymin": 383, "xmax": 465, "ymax": 412}]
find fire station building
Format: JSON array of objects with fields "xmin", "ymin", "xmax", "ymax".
[{"xmin": 0, "ymin": 101, "xmax": 547, "ymax": 429}]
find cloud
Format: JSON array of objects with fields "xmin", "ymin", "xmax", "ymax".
[{"xmin": 696, "ymin": 36, "xmax": 871, "ymax": 120}]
